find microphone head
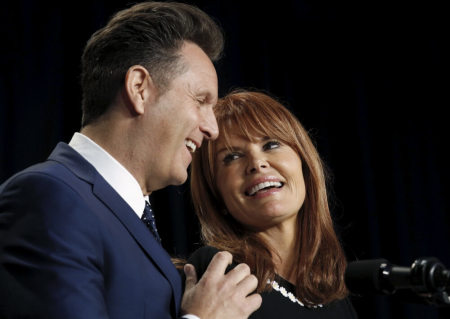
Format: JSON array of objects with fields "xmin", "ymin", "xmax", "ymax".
[
  {"xmin": 345, "ymin": 257, "xmax": 450, "ymax": 306},
  {"xmin": 345, "ymin": 259, "xmax": 390, "ymax": 295}
]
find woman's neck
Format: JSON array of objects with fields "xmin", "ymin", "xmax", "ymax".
[{"xmin": 259, "ymin": 222, "xmax": 299, "ymax": 283}]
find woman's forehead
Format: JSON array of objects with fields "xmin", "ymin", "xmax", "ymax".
[
  {"xmin": 216, "ymin": 130, "xmax": 267, "ymax": 147},
  {"xmin": 219, "ymin": 119, "xmax": 268, "ymax": 137}
]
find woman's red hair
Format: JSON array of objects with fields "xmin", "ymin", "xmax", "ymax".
[{"xmin": 190, "ymin": 90, "xmax": 348, "ymax": 305}]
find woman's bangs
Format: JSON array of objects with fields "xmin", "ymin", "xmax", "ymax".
[{"xmin": 217, "ymin": 105, "xmax": 291, "ymax": 148}]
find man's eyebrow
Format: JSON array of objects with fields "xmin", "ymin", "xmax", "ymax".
[{"xmin": 200, "ymin": 92, "xmax": 217, "ymax": 104}]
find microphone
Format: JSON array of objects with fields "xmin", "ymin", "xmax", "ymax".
[{"xmin": 345, "ymin": 257, "xmax": 450, "ymax": 306}]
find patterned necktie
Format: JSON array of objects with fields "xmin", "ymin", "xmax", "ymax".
[{"xmin": 141, "ymin": 201, "xmax": 162, "ymax": 243}]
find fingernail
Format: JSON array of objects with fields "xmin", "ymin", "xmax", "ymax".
[{"xmin": 184, "ymin": 264, "xmax": 193, "ymax": 275}]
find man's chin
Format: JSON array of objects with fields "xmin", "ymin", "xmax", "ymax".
[{"xmin": 170, "ymin": 171, "xmax": 188, "ymax": 186}]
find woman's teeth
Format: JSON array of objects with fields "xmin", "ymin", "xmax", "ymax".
[{"xmin": 247, "ymin": 181, "xmax": 283, "ymax": 196}]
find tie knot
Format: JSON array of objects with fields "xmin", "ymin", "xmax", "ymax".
[
  {"xmin": 144, "ymin": 201, "xmax": 153, "ymax": 216},
  {"xmin": 142, "ymin": 201, "xmax": 161, "ymax": 243}
]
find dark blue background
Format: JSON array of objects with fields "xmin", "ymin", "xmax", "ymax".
[{"xmin": 1, "ymin": 1, "xmax": 449, "ymax": 318}]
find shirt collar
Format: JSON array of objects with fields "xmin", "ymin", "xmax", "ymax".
[{"xmin": 68, "ymin": 132, "xmax": 146, "ymax": 218}]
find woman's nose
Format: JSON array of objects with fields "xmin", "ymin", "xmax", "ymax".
[{"xmin": 246, "ymin": 157, "xmax": 269, "ymax": 174}]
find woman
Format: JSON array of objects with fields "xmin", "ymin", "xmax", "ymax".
[{"xmin": 188, "ymin": 90, "xmax": 357, "ymax": 318}]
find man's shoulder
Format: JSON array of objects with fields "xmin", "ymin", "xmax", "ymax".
[
  {"xmin": 0, "ymin": 145, "xmax": 95, "ymax": 211},
  {"xmin": 0, "ymin": 142, "xmax": 92, "ymax": 193},
  {"xmin": 1, "ymin": 159, "xmax": 71, "ymax": 192}
]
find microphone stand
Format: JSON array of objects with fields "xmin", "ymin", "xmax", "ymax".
[{"xmin": 391, "ymin": 287, "xmax": 450, "ymax": 307}]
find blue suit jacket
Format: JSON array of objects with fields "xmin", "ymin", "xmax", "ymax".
[{"xmin": 0, "ymin": 143, "xmax": 182, "ymax": 318}]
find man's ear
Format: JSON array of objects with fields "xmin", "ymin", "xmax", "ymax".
[{"xmin": 124, "ymin": 65, "xmax": 157, "ymax": 115}]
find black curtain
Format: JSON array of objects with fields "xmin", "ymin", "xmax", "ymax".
[{"xmin": 1, "ymin": 1, "xmax": 449, "ymax": 318}]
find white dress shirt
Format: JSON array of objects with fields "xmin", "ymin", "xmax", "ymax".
[
  {"xmin": 68, "ymin": 132, "xmax": 200, "ymax": 319},
  {"xmin": 69, "ymin": 132, "xmax": 146, "ymax": 218}
]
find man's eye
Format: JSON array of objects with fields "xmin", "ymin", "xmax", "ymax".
[
  {"xmin": 223, "ymin": 152, "xmax": 241, "ymax": 164},
  {"xmin": 196, "ymin": 96, "xmax": 206, "ymax": 104},
  {"xmin": 263, "ymin": 140, "xmax": 281, "ymax": 151}
]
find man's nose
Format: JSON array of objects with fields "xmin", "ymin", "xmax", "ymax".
[{"xmin": 200, "ymin": 108, "xmax": 219, "ymax": 140}]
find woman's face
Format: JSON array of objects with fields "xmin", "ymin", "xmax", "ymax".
[{"xmin": 214, "ymin": 132, "xmax": 306, "ymax": 231}]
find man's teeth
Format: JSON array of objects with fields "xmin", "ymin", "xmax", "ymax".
[
  {"xmin": 248, "ymin": 181, "xmax": 282, "ymax": 196},
  {"xmin": 185, "ymin": 139, "xmax": 196, "ymax": 153}
]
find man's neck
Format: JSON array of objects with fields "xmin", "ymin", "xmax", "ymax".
[{"xmin": 80, "ymin": 123, "xmax": 149, "ymax": 195}]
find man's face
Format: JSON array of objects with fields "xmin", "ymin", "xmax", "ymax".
[{"xmin": 144, "ymin": 42, "xmax": 219, "ymax": 192}]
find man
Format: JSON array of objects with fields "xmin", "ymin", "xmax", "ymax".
[{"xmin": 0, "ymin": 2, "xmax": 261, "ymax": 318}]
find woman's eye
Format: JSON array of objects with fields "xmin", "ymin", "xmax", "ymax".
[
  {"xmin": 263, "ymin": 140, "xmax": 281, "ymax": 151},
  {"xmin": 223, "ymin": 152, "xmax": 241, "ymax": 164}
]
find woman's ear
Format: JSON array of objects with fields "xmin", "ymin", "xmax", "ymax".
[{"xmin": 124, "ymin": 65, "xmax": 157, "ymax": 115}]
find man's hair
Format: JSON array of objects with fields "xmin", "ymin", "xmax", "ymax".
[
  {"xmin": 190, "ymin": 90, "xmax": 348, "ymax": 305},
  {"xmin": 80, "ymin": 1, "xmax": 224, "ymax": 127}
]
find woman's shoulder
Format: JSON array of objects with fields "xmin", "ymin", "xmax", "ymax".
[
  {"xmin": 189, "ymin": 245, "xmax": 221, "ymax": 260},
  {"xmin": 187, "ymin": 245, "xmax": 239, "ymax": 279},
  {"xmin": 187, "ymin": 245, "xmax": 220, "ymax": 278}
]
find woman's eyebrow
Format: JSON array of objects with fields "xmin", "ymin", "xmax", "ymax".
[{"xmin": 216, "ymin": 145, "xmax": 239, "ymax": 155}]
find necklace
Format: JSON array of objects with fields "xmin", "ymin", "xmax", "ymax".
[{"xmin": 267, "ymin": 279, "xmax": 323, "ymax": 308}]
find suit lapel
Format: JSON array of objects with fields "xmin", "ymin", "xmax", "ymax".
[
  {"xmin": 48, "ymin": 143, "xmax": 182, "ymax": 314},
  {"xmin": 92, "ymin": 177, "xmax": 182, "ymax": 312}
]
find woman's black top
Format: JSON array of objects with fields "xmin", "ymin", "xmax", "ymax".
[{"xmin": 186, "ymin": 246, "xmax": 358, "ymax": 319}]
